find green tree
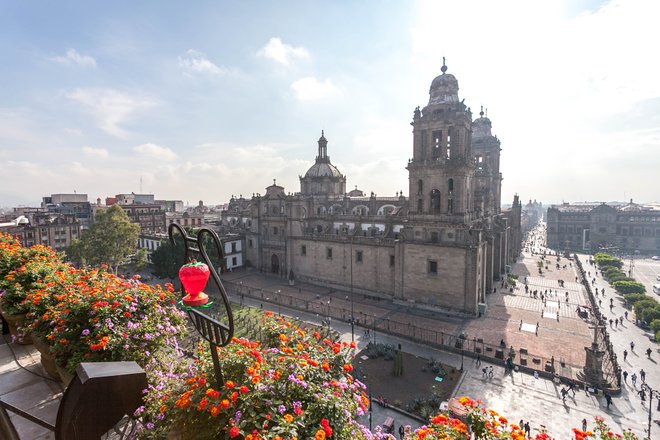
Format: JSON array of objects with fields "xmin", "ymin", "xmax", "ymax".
[
  {"xmin": 151, "ymin": 239, "xmax": 184, "ymax": 279},
  {"xmin": 78, "ymin": 205, "xmax": 140, "ymax": 274},
  {"xmin": 594, "ymin": 253, "xmax": 623, "ymax": 269},
  {"xmin": 134, "ymin": 248, "xmax": 149, "ymax": 272},
  {"xmin": 613, "ymin": 280, "xmax": 646, "ymax": 294}
]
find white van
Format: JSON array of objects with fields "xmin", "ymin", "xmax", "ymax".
[{"xmin": 654, "ymin": 284, "xmax": 660, "ymax": 295}]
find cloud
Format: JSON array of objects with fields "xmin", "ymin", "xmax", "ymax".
[
  {"xmin": 290, "ymin": 77, "xmax": 338, "ymax": 101},
  {"xmin": 178, "ymin": 50, "xmax": 225, "ymax": 75},
  {"xmin": 82, "ymin": 146, "xmax": 109, "ymax": 159},
  {"xmin": 257, "ymin": 37, "xmax": 309, "ymax": 66},
  {"xmin": 133, "ymin": 143, "xmax": 177, "ymax": 161},
  {"xmin": 50, "ymin": 48, "xmax": 97, "ymax": 67},
  {"xmin": 66, "ymin": 88, "xmax": 157, "ymax": 138}
]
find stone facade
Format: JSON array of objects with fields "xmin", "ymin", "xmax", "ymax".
[
  {"xmin": 222, "ymin": 63, "xmax": 521, "ymax": 315},
  {"xmin": 546, "ymin": 200, "xmax": 660, "ymax": 254}
]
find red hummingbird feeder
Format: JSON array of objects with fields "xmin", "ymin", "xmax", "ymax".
[{"xmin": 179, "ymin": 260, "xmax": 210, "ymax": 306}]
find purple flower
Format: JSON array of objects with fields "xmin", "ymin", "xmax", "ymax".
[
  {"xmin": 81, "ymin": 329, "xmax": 90, "ymax": 336},
  {"xmin": 146, "ymin": 422, "xmax": 154, "ymax": 430},
  {"xmin": 234, "ymin": 411, "xmax": 242, "ymax": 422},
  {"xmin": 278, "ymin": 404, "xmax": 286, "ymax": 414}
]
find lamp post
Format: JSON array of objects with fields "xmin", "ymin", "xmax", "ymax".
[
  {"xmin": 277, "ymin": 289, "xmax": 281, "ymax": 315},
  {"xmin": 459, "ymin": 335, "xmax": 465, "ymax": 371},
  {"xmin": 641, "ymin": 383, "xmax": 659, "ymax": 439},
  {"xmin": 350, "ymin": 237, "xmax": 355, "ymax": 342}
]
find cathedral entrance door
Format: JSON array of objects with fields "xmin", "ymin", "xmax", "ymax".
[{"xmin": 271, "ymin": 254, "xmax": 280, "ymax": 274}]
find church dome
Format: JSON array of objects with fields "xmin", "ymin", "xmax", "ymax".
[
  {"xmin": 428, "ymin": 59, "xmax": 459, "ymax": 105},
  {"xmin": 304, "ymin": 162, "xmax": 343, "ymax": 178},
  {"xmin": 472, "ymin": 106, "xmax": 494, "ymax": 138}
]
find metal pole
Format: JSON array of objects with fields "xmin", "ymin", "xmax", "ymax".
[{"xmin": 350, "ymin": 237, "xmax": 354, "ymax": 342}]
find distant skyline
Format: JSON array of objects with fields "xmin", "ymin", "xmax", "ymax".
[{"xmin": 1, "ymin": 0, "xmax": 658, "ymax": 208}]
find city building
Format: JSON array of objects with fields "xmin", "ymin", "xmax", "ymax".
[
  {"xmin": 2, "ymin": 212, "xmax": 82, "ymax": 250},
  {"xmin": 546, "ymin": 200, "xmax": 660, "ymax": 254},
  {"xmin": 222, "ymin": 63, "xmax": 521, "ymax": 315}
]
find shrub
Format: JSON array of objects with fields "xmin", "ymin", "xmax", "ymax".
[
  {"xmin": 623, "ymin": 293, "xmax": 647, "ymax": 306},
  {"xmin": 612, "ymin": 280, "xmax": 646, "ymax": 295},
  {"xmin": 594, "ymin": 253, "xmax": 623, "ymax": 269}
]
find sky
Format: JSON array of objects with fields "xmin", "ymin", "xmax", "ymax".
[{"xmin": 1, "ymin": 0, "xmax": 658, "ymax": 208}]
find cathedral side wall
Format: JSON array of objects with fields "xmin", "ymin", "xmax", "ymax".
[
  {"xmin": 401, "ymin": 243, "xmax": 470, "ymax": 311},
  {"xmin": 290, "ymin": 237, "xmax": 395, "ymax": 296}
]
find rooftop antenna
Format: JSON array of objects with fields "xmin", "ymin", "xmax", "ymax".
[
  {"xmin": 441, "ymin": 56, "xmax": 447, "ymax": 73},
  {"xmin": 480, "ymin": 106, "xmax": 484, "ymax": 118}
]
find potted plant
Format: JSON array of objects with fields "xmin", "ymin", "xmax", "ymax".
[
  {"xmin": 36, "ymin": 267, "xmax": 187, "ymax": 384},
  {"xmin": 0, "ymin": 237, "xmax": 61, "ymax": 344},
  {"xmin": 139, "ymin": 312, "xmax": 368, "ymax": 440}
]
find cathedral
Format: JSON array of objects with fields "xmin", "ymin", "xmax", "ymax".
[{"xmin": 222, "ymin": 62, "xmax": 521, "ymax": 315}]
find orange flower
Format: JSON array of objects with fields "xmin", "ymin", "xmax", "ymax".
[
  {"xmin": 284, "ymin": 414, "xmax": 293, "ymax": 423},
  {"xmin": 315, "ymin": 429, "xmax": 326, "ymax": 440}
]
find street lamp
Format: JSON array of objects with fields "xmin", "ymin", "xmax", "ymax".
[
  {"xmin": 277, "ymin": 289, "xmax": 281, "ymax": 315},
  {"xmin": 459, "ymin": 335, "xmax": 465, "ymax": 371},
  {"xmin": 641, "ymin": 383, "xmax": 659, "ymax": 439},
  {"xmin": 350, "ymin": 237, "xmax": 355, "ymax": 342}
]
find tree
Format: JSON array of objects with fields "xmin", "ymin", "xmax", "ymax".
[
  {"xmin": 134, "ymin": 248, "xmax": 149, "ymax": 272},
  {"xmin": 613, "ymin": 280, "xmax": 646, "ymax": 294},
  {"xmin": 151, "ymin": 239, "xmax": 184, "ymax": 279},
  {"xmin": 77, "ymin": 205, "xmax": 140, "ymax": 274}
]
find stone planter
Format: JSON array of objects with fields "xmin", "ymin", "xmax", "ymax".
[
  {"xmin": 32, "ymin": 335, "xmax": 60, "ymax": 380},
  {"xmin": 56, "ymin": 363, "xmax": 74, "ymax": 387},
  {"xmin": 0, "ymin": 302, "xmax": 33, "ymax": 345}
]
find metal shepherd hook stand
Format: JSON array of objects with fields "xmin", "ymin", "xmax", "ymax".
[{"xmin": 169, "ymin": 223, "xmax": 234, "ymax": 388}]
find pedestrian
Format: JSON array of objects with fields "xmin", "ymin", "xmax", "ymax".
[
  {"xmin": 640, "ymin": 369, "xmax": 646, "ymax": 382},
  {"xmin": 615, "ymin": 319, "xmax": 618, "ymax": 328},
  {"xmin": 605, "ymin": 392, "xmax": 612, "ymax": 409},
  {"xmin": 630, "ymin": 341, "xmax": 635, "ymax": 351},
  {"xmin": 624, "ymin": 311, "xmax": 628, "ymax": 319},
  {"xmin": 488, "ymin": 366, "xmax": 494, "ymax": 378},
  {"xmin": 524, "ymin": 422, "xmax": 531, "ymax": 436},
  {"xmin": 646, "ymin": 348, "xmax": 652, "ymax": 358},
  {"xmin": 631, "ymin": 373, "xmax": 637, "ymax": 386},
  {"xmin": 623, "ymin": 370, "xmax": 628, "ymax": 382},
  {"xmin": 582, "ymin": 418, "xmax": 587, "ymax": 431},
  {"xmin": 609, "ymin": 319, "xmax": 613, "ymax": 327},
  {"xmin": 639, "ymin": 389, "xmax": 646, "ymax": 401},
  {"xmin": 623, "ymin": 350, "xmax": 628, "ymax": 361},
  {"xmin": 561, "ymin": 387, "xmax": 568, "ymax": 402},
  {"xmin": 568, "ymin": 382, "xmax": 576, "ymax": 397},
  {"xmin": 476, "ymin": 353, "xmax": 481, "ymax": 366},
  {"xmin": 398, "ymin": 425, "xmax": 404, "ymax": 440},
  {"xmin": 482, "ymin": 367, "xmax": 488, "ymax": 378}
]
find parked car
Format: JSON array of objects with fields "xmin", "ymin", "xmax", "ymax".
[{"xmin": 652, "ymin": 256, "xmax": 660, "ymax": 260}]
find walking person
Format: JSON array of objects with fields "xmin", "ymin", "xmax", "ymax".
[
  {"xmin": 631, "ymin": 373, "xmax": 637, "ymax": 386},
  {"xmin": 639, "ymin": 388, "xmax": 646, "ymax": 401},
  {"xmin": 582, "ymin": 418, "xmax": 587, "ymax": 431},
  {"xmin": 640, "ymin": 369, "xmax": 646, "ymax": 382},
  {"xmin": 398, "ymin": 425, "xmax": 404, "ymax": 440},
  {"xmin": 646, "ymin": 347, "xmax": 652, "ymax": 358},
  {"xmin": 623, "ymin": 349, "xmax": 628, "ymax": 361},
  {"xmin": 605, "ymin": 392, "xmax": 612, "ymax": 409},
  {"xmin": 476, "ymin": 353, "xmax": 481, "ymax": 366},
  {"xmin": 561, "ymin": 387, "xmax": 568, "ymax": 402},
  {"xmin": 568, "ymin": 382, "xmax": 576, "ymax": 397},
  {"xmin": 623, "ymin": 370, "xmax": 628, "ymax": 382},
  {"xmin": 630, "ymin": 341, "xmax": 635, "ymax": 351},
  {"xmin": 524, "ymin": 422, "xmax": 531, "ymax": 437}
]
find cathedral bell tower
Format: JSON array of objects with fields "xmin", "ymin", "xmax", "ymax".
[{"xmin": 407, "ymin": 59, "xmax": 474, "ymax": 221}]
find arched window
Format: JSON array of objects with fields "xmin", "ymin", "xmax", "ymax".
[
  {"xmin": 431, "ymin": 189, "xmax": 441, "ymax": 213},
  {"xmin": 417, "ymin": 199, "xmax": 423, "ymax": 214},
  {"xmin": 417, "ymin": 179, "xmax": 423, "ymax": 195},
  {"xmin": 448, "ymin": 178, "xmax": 454, "ymax": 193}
]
